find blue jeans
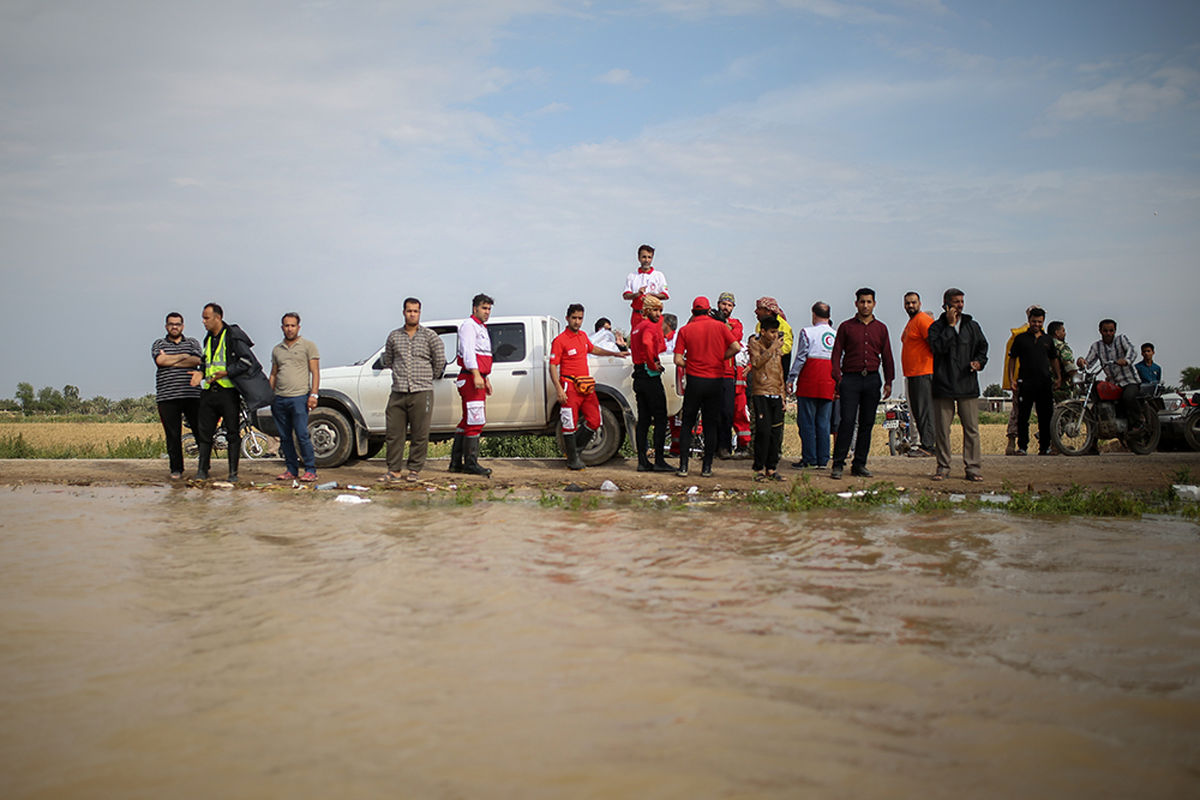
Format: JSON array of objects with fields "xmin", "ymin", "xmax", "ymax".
[
  {"xmin": 272, "ymin": 394, "xmax": 315, "ymax": 474},
  {"xmin": 796, "ymin": 396, "xmax": 832, "ymax": 466}
]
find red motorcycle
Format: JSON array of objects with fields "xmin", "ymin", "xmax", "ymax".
[{"xmin": 1050, "ymin": 361, "xmax": 1162, "ymax": 455}]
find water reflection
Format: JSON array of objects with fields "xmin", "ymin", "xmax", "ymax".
[{"xmin": 0, "ymin": 486, "xmax": 1197, "ymax": 799}]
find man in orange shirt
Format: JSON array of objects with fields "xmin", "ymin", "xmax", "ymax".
[{"xmin": 900, "ymin": 292, "xmax": 935, "ymax": 456}]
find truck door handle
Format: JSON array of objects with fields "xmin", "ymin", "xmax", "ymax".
[{"xmin": 512, "ymin": 370, "xmax": 527, "ymax": 376}]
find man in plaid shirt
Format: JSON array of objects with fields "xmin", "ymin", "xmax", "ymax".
[{"xmin": 1078, "ymin": 318, "xmax": 1145, "ymax": 430}]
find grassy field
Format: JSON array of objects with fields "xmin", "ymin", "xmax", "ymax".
[{"xmin": 0, "ymin": 423, "xmax": 167, "ymax": 458}]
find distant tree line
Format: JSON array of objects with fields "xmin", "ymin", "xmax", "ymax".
[{"xmin": 1, "ymin": 383, "xmax": 157, "ymax": 420}]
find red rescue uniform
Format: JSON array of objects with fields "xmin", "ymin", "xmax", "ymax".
[
  {"xmin": 456, "ymin": 315, "xmax": 492, "ymax": 437},
  {"xmin": 550, "ymin": 328, "xmax": 601, "ymax": 434}
]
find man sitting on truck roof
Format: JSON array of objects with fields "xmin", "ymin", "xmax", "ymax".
[{"xmin": 550, "ymin": 303, "xmax": 628, "ymax": 470}]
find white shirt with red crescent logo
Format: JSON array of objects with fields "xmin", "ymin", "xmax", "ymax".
[{"xmin": 456, "ymin": 316, "xmax": 493, "ymax": 374}]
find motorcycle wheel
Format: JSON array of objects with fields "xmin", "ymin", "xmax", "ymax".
[
  {"xmin": 241, "ymin": 430, "xmax": 272, "ymax": 460},
  {"xmin": 182, "ymin": 433, "xmax": 199, "ymax": 458},
  {"xmin": 887, "ymin": 429, "xmax": 898, "ymax": 456},
  {"xmin": 1183, "ymin": 408, "xmax": 1200, "ymax": 452},
  {"xmin": 1050, "ymin": 404, "xmax": 1095, "ymax": 456},
  {"xmin": 1123, "ymin": 405, "xmax": 1161, "ymax": 455}
]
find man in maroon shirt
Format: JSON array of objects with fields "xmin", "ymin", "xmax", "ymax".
[
  {"xmin": 673, "ymin": 297, "xmax": 740, "ymax": 478},
  {"xmin": 829, "ymin": 287, "xmax": 895, "ymax": 479}
]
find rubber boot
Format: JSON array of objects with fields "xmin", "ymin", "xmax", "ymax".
[
  {"xmin": 449, "ymin": 433, "xmax": 464, "ymax": 473},
  {"xmin": 461, "ymin": 436, "xmax": 492, "ymax": 477},
  {"xmin": 564, "ymin": 435, "xmax": 585, "ymax": 471},
  {"xmin": 1005, "ymin": 435, "xmax": 1017, "ymax": 456},
  {"xmin": 575, "ymin": 424, "xmax": 594, "ymax": 450},
  {"xmin": 196, "ymin": 442, "xmax": 212, "ymax": 480}
]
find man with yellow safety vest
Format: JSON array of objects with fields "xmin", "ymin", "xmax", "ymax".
[{"xmin": 189, "ymin": 303, "xmax": 262, "ymax": 481}]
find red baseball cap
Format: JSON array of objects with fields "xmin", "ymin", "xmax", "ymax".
[{"xmin": 691, "ymin": 296, "xmax": 711, "ymax": 311}]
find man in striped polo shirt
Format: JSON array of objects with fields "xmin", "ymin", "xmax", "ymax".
[{"xmin": 151, "ymin": 312, "xmax": 203, "ymax": 479}]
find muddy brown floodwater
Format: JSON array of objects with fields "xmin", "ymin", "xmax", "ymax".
[{"xmin": 1, "ymin": 485, "xmax": 1198, "ymax": 798}]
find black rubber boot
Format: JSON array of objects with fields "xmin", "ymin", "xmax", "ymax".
[
  {"xmin": 461, "ymin": 436, "xmax": 492, "ymax": 477},
  {"xmin": 565, "ymin": 435, "xmax": 586, "ymax": 470},
  {"xmin": 197, "ymin": 444, "xmax": 211, "ymax": 480},
  {"xmin": 449, "ymin": 433, "xmax": 464, "ymax": 473},
  {"xmin": 575, "ymin": 424, "xmax": 594, "ymax": 450}
]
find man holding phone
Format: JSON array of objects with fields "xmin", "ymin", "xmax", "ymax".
[{"xmin": 927, "ymin": 288, "xmax": 988, "ymax": 481}]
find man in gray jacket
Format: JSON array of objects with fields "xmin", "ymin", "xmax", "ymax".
[
  {"xmin": 927, "ymin": 288, "xmax": 988, "ymax": 482},
  {"xmin": 380, "ymin": 298, "xmax": 446, "ymax": 482}
]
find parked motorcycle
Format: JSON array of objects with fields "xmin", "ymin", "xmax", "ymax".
[
  {"xmin": 1050, "ymin": 361, "xmax": 1162, "ymax": 456},
  {"xmin": 182, "ymin": 403, "xmax": 273, "ymax": 460},
  {"xmin": 881, "ymin": 398, "xmax": 918, "ymax": 456}
]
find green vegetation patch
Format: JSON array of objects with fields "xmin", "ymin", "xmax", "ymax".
[{"xmin": 0, "ymin": 433, "xmax": 167, "ymax": 459}]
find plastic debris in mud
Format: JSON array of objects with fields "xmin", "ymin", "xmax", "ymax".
[
  {"xmin": 600, "ymin": 480, "xmax": 619, "ymax": 492},
  {"xmin": 334, "ymin": 494, "xmax": 371, "ymax": 504},
  {"xmin": 1173, "ymin": 484, "xmax": 1200, "ymax": 502}
]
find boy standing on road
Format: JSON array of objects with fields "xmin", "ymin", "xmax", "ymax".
[
  {"xmin": 453, "ymin": 294, "xmax": 495, "ymax": 477},
  {"xmin": 748, "ymin": 315, "xmax": 786, "ymax": 481},
  {"xmin": 549, "ymin": 304, "xmax": 628, "ymax": 470},
  {"xmin": 1137, "ymin": 343, "xmax": 1162, "ymax": 387}
]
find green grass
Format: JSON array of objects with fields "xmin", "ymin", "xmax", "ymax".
[{"xmin": 0, "ymin": 433, "xmax": 167, "ymax": 459}]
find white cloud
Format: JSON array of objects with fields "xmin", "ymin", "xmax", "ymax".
[
  {"xmin": 528, "ymin": 102, "xmax": 571, "ymax": 116},
  {"xmin": 1043, "ymin": 66, "xmax": 1199, "ymax": 125},
  {"xmin": 595, "ymin": 68, "xmax": 646, "ymax": 87}
]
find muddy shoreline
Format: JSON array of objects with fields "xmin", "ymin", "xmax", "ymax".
[{"xmin": 2, "ymin": 452, "xmax": 1198, "ymax": 495}]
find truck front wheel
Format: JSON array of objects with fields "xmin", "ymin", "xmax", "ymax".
[
  {"xmin": 308, "ymin": 407, "xmax": 354, "ymax": 468},
  {"xmin": 581, "ymin": 404, "xmax": 622, "ymax": 466}
]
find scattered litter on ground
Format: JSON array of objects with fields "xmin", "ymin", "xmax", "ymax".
[
  {"xmin": 641, "ymin": 493, "xmax": 670, "ymax": 501},
  {"xmin": 210, "ymin": 481, "xmax": 234, "ymax": 489},
  {"xmin": 948, "ymin": 494, "xmax": 966, "ymax": 503},
  {"xmin": 315, "ymin": 481, "xmax": 338, "ymax": 490},
  {"xmin": 346, "ymin": 484, "xmax": 370, "ymax": 492},
  {"xmin": 563, "ymin": 483, "xmax": 585, "ymax": 492},
  {"xmin": 1172, "ymin": 484, "xmax": 1200, "ymax": 502},
  {"xmin": 979, "ymin": 493, "xmax": 1012, "ymax": 505},
  {"xmin": 334, "ymin": 493, "xmax": 371, "ymax": 504},
  {"xmin": 686, "ymin": 486, "xmax": 699, "ymax": 495},
  {"xmin": 599, "ymin": 480, "xmax": 619, "ymax": 492},
  {"xmin": 836, "ymin": 490, "xmax": 868, "ymax": 499}
]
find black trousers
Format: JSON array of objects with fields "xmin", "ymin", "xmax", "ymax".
[
  {"xmin": 1121, "ymin": 383, "xmax": 1143, "ymax": 427},
  {"xmin": 718, "ymin": 377, "xmax": 736, "ymax": 453},
  {"xmin": 157, "ymin": 397, "xmax": 199, "ymax": 474},
  {"xmin": 832, "ymin": 372, "xmax": 881, "ymax": 470},
  {"xmin": 752, "ymin": 395, "xmax": 784, "ymax": 472},
  {"xmin": 633, "ymin": 370, "xmax": 668, "ymax": 465},
  {"xmin": 679, "ymin": 376, "xmax": 723, "ymax": 471},
  {"xmin": 197, "ymin": 385, "xmax": 241, "ymax": 475},
  {"xmin": 1016, "ymin": 379, "xmax": 1054, "ymax": 453}
]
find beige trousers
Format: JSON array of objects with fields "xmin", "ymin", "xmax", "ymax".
[{"xmin": 934, "ymin": 397, "xmax": 982, "ymax": 478}]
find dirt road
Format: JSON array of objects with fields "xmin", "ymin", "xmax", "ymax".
[{"xmin": 2, "ymin": 451, "xmax": 1197, "ymax": 495}]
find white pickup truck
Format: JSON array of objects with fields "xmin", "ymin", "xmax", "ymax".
[{"xmin": 258, "ymin": 315, "xmax": 683, "ymax": 468}]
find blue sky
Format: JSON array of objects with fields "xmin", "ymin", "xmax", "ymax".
[{"xmin": 2, "ymin": 0, "xmax": 1197, "ymax": 398}]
